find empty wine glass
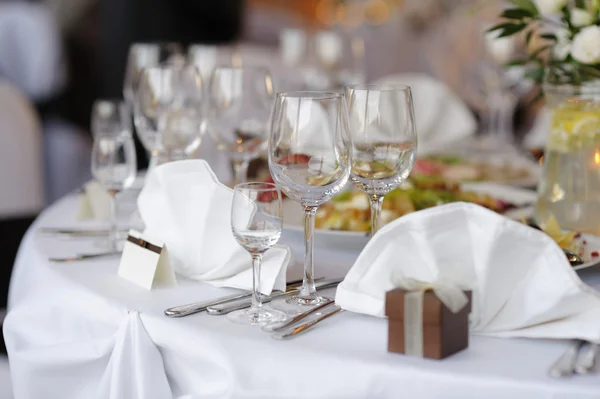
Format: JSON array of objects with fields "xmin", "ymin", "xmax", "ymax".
[
  {"xmin": 91, "ymin": 99, "xmax": 131, "ymax": 139},
  {"xmin": 208, "ymin": 66, "xmax": 274, "ymax": 184},
  {"xmin": 124, "ymin": 42, "xmax": 185, "ymax": 168},
  {"xmin": 268, "ymin": 92, "xmax": 351, "ymax": 313},
  {"xmin": 91, "ymin": 133, "xmax": 137, "ymax": 251},
  {"xmin": 345, "ymin": 84, "xmax": 418, "ymax": 236},
  {"xmin": 187, "ymin": 44, "xmax": 238, "ymax": 83},
  {"xmin": 135, "ymin": 65, "xmax": 205, "ymax": 165},
  {"xmin": 229, "ymin": 182, "xmax": 287, "ymax": 325}
]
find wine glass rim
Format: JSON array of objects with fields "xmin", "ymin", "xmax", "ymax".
[
  {"xmin": 277, "ymin": 91, "xmax": 343, "ymax": 100},
  {"xmin": 345, "ymin": 84, "xmax": 410, "ymax": 92},
  {"xmin": 234, "ymin": 182, "xmax": 280, "ymax": 192}
]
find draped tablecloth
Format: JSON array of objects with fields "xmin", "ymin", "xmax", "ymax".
[{"xmin": 4, "ymin": 194, "xmax": 600, "ymax": 399}]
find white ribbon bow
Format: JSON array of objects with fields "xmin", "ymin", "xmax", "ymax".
[{"xmin": 393, "ymin": 277, "xmax": 470, "ymax": 357}]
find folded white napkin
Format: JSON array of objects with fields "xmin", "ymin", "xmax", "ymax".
[
  {"xmin": 336, "ymin": 202, "xmax": 600, "ymax": 342},
  {"xmin": 77, "ymin": 181, "xmax": 111, "ymax": 220},
  {"xmin": 373, "ymin": 73, "xmax": 477, "ymax": 154},
  {"xmin": 137, "ymin": 160, "xmax": 290, "ymax": 294}
]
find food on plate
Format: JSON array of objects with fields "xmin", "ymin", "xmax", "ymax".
[
  {"xmin": 315, "ymin": 177, "xmax": 516, "ymax": 232},
  {"xmin": 412, "ymin": 155, "xmax": 532, "ymax": 183}
]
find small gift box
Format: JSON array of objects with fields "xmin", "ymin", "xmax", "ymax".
[{"xmin": 385, "ymin": 279, "xmax": 472, "ymax": 359}]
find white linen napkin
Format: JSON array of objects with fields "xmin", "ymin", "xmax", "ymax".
[
  {"xmin": 372, "ymin": 73, "xmax": 477, "ymax": 154},
  {"xmin": 335, "ymin": 202, "xmax": 600, "ymax": 342},
  {"xmin": 76, "ymin": 181, "xmax": 111, "ymax": 220},
  {"xmin": 137, "ymin": 160, "xmax": 290, "ymax": 294}
]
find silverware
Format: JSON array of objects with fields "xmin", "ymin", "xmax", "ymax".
[
  {"xmin": 564, "ymin": 250, "xmax": 584, "ymax": 267},
  {"xmin": 271, "ymin": 306, "xmax": 343, "ymax": 340},
  {"xmin": 262, "ymin": 299, "xmax": 334, "ymax": 332},
  {"xmin": 575, "ymin": 343, "xmax": 598, "ymax": 374},
  {"xmin": 40, "ymin": 228, "xmax": 128, "ymax": 237},
  {"xmin": 164, "ymin": 278, "xmax": 306, "ymax": 318},
  {"xmin": 549, "ymin": 340, "xmax": 585, "ymax": 378},
  {"xmin": 206, "ymin": 278, "xmax": 342, "ymax": 315},
  {"xmin": 48, "ymin": 252, "xmax": 121, "ymax": 263}
]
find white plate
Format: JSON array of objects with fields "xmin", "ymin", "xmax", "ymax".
[
  {"xmin": 282, "ymin": 182, "xmax": 536, "ymax": 251},
  {"xmin": 282, "ymin": 183, "xmax": 600, "ymax": 271}
]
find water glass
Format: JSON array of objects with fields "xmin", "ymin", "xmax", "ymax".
[
  {"xmin": 268, "ymin": 91, "xmax": 351, "ymax": 313},
  {"xmin": 91, "ymin": 100, "xmax": 131, "ymax": 139},
  {"xmin": 229, "ymin": 182, "xmax": 286, "ymax": 325},
  {"xmin": 91, "ymin": 134, "xmax": 137, "ymax": 251},
  {"xmin": 135, "ymin": 65, "xmax": 205, "ymax": 165},
  {"xmin": 345, "ymin": 84, "xmax": 418, "ymax": 235},
  {"xmin": 208, "ymin": 66, "xmax": 274, "ymax": 184}
]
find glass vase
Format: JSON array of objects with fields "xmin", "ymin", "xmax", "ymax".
[{"xmin": 535, "ymin": 71, "xmax": 600, "ymax": 235}]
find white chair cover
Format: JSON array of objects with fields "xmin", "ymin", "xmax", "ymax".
[
  {"xmin": 0, "ymin": 3, "xmax": 64, "ymax": 101},
  {"xmin": 0, "ymin": 80, "xmax": 44, "ymax": 217}
]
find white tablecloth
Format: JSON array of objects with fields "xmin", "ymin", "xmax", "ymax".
[{"xmin": 4, "ymin": 195, "xmax": 600, "ymax": 399}]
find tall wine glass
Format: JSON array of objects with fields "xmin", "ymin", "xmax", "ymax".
[
  {"xmin": 345, "ymin": 85, "xmax": 418, "ymax": 236},
  {"xmin": 208, "ymin": 66, "xmax": 274, "ymax": 184},
  {"xmin": 268, "ymin": 92, "xmax": 351, "ymax": 313},
  {"xmin": 91, "ymin": 133, "xmax": 137, "ymax": 251},
  {"xmin": 124, "ymin": 42, "xmax": 184, "ymax": 168},
  {"xmin": 136, "ymin": 65, "xmax": 205, "ymax": 165},
  {"xmin": 91, "ymin": 99, "xmax": 131, "ymax": 139},
  {"xmin": 229, "ymin": 182, "xmax": 287, "ymax": 325}
]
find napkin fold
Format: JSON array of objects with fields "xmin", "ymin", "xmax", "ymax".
[
  {"xmin": 137, "ymin": 160, "xmax": 290, "ymax": 294},
  {"xmin": 336, "ymin": 202, "xmax": 600, "ymax": 342},
  {"xmin": 373, "ymin": 73, "xmax": 477, "ymax": 153},
  {"xmin": 77, "ymin": 181, "xmax": 111, "ymax": 220}
]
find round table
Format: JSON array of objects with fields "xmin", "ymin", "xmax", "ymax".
[{"xmin": 4, "ymin": 194, "xmax": 600, "ymax": 399}]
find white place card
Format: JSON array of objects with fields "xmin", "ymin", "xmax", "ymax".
[{"xmin": 118, "ymin": 230, "xmax": 177, "ymax": 290}]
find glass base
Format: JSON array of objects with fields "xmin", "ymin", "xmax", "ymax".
[
  {"xmin": 226, "ymin": 307, "xmax": 286, "ymax": 326},
  {"xmin": 269, "ymin": 295, "xmax": 332, "ymax": 315}
]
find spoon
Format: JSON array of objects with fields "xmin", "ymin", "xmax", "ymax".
[{"xmin": 525, "ymin": 219, "xmax": 584, "ymax": 266}]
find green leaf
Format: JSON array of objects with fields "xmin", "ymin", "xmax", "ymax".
[
  {"xmin": 525, "ymin": 30, "xmax": 534, "ymax": 46},
  {"xmin": 507, "ymin": 59, "xmax": 528, "ymax": 66},
  {"xmin": 500, "ymin": 8, "xmax": 534, "ymax": 19},
  {"xmin": 496, "ymin": 23, "xmax": 528, "ymax": 38},
  {"xmin": 574, "ymin": 0, "xmax": 586, "ymax": 8},
  {"xmin": 540, "ymin": 33, "xmax": 557, "ymax": 41},
  {"xmin": 524, "ymin": 67, "xmax": 545, "ymax": 81},
  {"xmin": 508, "ymin": 0, "xmax": 538, "ymax": 16},
  {"xmin": 486, "ymin": 22, "xmax": 513, "ymax": 33}
]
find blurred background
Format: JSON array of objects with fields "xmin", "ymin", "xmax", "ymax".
[{"xmin": 0, "ymin": 1, "xmax": 542, "ymax": 392}]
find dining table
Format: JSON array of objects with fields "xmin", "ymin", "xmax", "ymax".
[{"xmin": 4, "ymin": 191, "xmax": 600, "ymax": 399}]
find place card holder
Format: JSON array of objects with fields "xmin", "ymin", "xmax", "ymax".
[{"xmin": 117, "ymin": 230, "xmax": 177, "ymax": 290}]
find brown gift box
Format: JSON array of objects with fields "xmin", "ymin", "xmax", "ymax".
[{"xmin": 385, "ymin": 288, "xmax": 472, "ymax": 360}]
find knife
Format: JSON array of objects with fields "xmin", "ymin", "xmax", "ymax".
[
  {"xmin": 206, "ymin": 278, "xmax": 342, "ymax": 315},
  {"xmin": 48, "ymin": 251, "xmax": 122, "ymax": 263},
  {"xmin": 40, "ymin": 228, "xmax": 128, "ymax": 237},
  {"xmin": 262, "ymin": 299, "xmax": 334, "ymax": 332},
  {"xmin": 164, "ymin": 278, "xmax": 307, "ymax": 318},
  {"xmin": 271, "ymin": 306, "xmax": 343, "ymax": 340}
]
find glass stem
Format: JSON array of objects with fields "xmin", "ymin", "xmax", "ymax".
[
  {"xmin": 300, "ymin": 206, "xmax": 318, "ymax": 300},
  {"xmin": 369, "ymin": 195, "xmax": 384, "ymax": 237},
  {"xmin": 148, "ymin": 150, "xmax": 159, "ymax": 172},
  {"xmin": 233, "ymin": 160, "xmax": 249, "ymax": 185},
  {"xmin": 250, "ymin": 254, "xmax": 263, "ymax": 311},
  {"xmin": 108, "ymin": 191, "xmax": 118, "ymax": 252}
]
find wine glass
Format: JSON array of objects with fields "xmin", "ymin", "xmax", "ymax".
[
  {"xmin": 345, "ymin": 84, "xmax": 418, "ymax": 236},
  {"xmin": 208, "ymin": 66, "xmax": 274, "ymax": 184},
  {"xmin": 124, "ymin": 42, "xmax": 185, "ymax": 167},
  {"xmin": 91, "ymin": 133, "xmax": 137, "ymax": 251},
  {"xmin": 91, "ymin": 100, "xmax": 131, "ymax": 139},
  {"xmin": 135, "ymin": 65, "xmax": 205, "ymax": 165},
  {"xmin": 268, "ymin": 91, "xmax": 351, "ymax": 313},
  {"xmin": 187, "ymin": 44, "xmax": 237, "ymax": 83},
  {"xmin": 229, "ymin": 182, "xmax": 287, "ymax": 325}
]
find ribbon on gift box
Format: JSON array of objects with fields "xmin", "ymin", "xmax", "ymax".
[{"xmin": 393, "ymin": 277, "xmax": 470, "ymax": 357}]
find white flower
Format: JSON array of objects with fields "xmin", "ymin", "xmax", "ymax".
[
  {"xmin": 535, "ymin": 0, "xmax": 568, "ymax": 15},
  {"xmin": 484, "ymin": 33, "xmax": 515, "ymax": 64},
  {"xmin": 571, "ymin": 8, "xmax": 595, "ymax": 27},
  {"xmin": 553, "ymin": 28, "xmax": 572, "ymax": 60},
  {"xmin": 571, "ymin": 25, "xmax": 600, "ymax": 64}
]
